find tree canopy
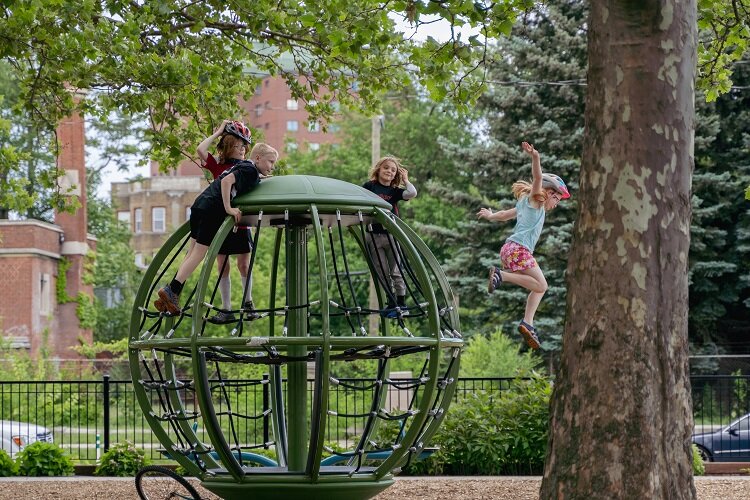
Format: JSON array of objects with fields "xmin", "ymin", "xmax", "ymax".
[{"xmin": 2, "ymin": 0, "xmax": 749, "ymax": 214}]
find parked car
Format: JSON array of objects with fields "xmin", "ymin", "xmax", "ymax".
[
  {"xmin": 0, "ymin": 420, "xmax": 54, "ymax": 457},
  {"xmin": 692, "ymin": 412, "xmax": 750, "ymax": 462}
]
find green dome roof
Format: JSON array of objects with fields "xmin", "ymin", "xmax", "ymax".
[{"xmin": 232, "ymin": 175, "xmax": 392, "ymax": 210}]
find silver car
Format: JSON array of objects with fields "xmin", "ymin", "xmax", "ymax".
[{"xmin": 0, "ymin": 420, "xmax": 54, "ymax": 457}]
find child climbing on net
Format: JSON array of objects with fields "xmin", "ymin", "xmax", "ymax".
[{"xmin": 476, "ymin": 141, "xmax": 570, "ymax": 349}]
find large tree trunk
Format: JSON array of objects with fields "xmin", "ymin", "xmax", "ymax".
[{"xmin": 540, "ymin": 1, "xmax": 697, "ymax": 498}]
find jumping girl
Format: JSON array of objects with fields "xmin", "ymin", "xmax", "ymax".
[{"xmin": 476, "ymin": 141, "xmax": 570, "ymax": 349}]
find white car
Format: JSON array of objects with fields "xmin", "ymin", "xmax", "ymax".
[{"xmin": 0, "ymin": 420, "xmax": 54, "ymax": 457}]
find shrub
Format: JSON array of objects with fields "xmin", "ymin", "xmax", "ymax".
[
  {"xmin": 15, "ymin": 441, "xmax": 74, "ymax": 476},
  {"xmin": 0, "ymin": 449, "xmax": 16, "ymax": 476},
  {"xmin": 94, "ymin": 441, "xmax": 149, "ymax": 477},
  {"xmin": 364, "ymin": 373, "xmax": 551, "ymax": 476},
  {"xmin": 435, "ymin": 373, "xmax": 551, "ymax": 475},
  {"xmin": 692, "ymin": 444, "xmax": 705, "ymax": 476}
]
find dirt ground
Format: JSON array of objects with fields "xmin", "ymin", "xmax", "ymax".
[{"xmin": 0, "ymin": 476, "xmax": 747, "ymax": 499}]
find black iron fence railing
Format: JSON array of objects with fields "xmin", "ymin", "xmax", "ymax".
[{"xmin": 0, "ymin": 375, "xmax": 745, "ymax": 462}]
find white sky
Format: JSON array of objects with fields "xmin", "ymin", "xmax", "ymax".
[{"xmin": 93, "ymin": 15, "xmax": 479, "ymax": 199}]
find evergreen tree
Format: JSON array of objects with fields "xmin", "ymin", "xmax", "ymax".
[{"xmin": 690, "ymin": 56, "xmax": 750, "ymax": 366}]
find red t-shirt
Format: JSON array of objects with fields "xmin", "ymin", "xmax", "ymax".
[{"xmin": 203, "ymin": 153, "xmax": 229, "ymax": 180}]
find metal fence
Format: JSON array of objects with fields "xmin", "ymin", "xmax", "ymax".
[{"xmin": 0, "ymin": 375, "xmax": 744, "ymax": 462}]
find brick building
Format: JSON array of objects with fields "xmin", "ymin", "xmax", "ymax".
[
  {"xmin": 0, "ymin": 108, "xmax": 95, "ymax": 362},
  {"xmin": 111, "ymin": 175, "xmax": 207, "ymax": 264}
]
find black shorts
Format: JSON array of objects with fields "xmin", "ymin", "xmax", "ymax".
[
  {"xmin": 219, "ymin": 227, "xmax": 252, "ymax": 255},
  {"xmin": 189, "ymin": 208, "xmax": 228, "ymax": 246},
  {"xmin": 189, "ymin": 208, "xmax": 252, "ymax": 254}
]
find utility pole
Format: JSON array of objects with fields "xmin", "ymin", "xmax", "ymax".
[{"xmin": 369, "ymin": 115, "xmax": 382, "ymax": 335}]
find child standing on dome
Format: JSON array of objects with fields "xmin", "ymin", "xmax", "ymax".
[
  {"xmin": 363, "ymin": 156, "xmax": 417, "ymax": 318},
  {"xmin": 476, "ymin": 141, "xmax": 570, "ymax": 349}
]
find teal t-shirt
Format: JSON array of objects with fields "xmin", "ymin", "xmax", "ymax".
[{"xmin": 506, "ymin": 196, "xmax": 545, "ymax": 253}]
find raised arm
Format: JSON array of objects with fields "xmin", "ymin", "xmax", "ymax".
[
  {"xmin": 197, "ymin": 120, "xmax": 230, "ymax": 163},
  {"xmin": 400, "ymin": 167, "xmax": 417, "ymax": 200},
  {"xmin": 522, "ymin": 141, "xmax": 544, "ymax": 197}
]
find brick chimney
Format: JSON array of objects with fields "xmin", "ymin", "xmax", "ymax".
[{"xmin": 53, "ymin": 100, "xmax": 94, "ymax": 361}]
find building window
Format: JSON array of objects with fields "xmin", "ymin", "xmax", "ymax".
[
  {"xmin": 40, "ymin": 273, "xmax": 51, "ymax": 315},
  {"xmin": 135, "ymin": 253, "xmax": 144, "ymax": 267},
  {"xmin": 264, "ymin": 100, "xmax": 270, "ymax": 109},
  {"xmin": 308, "ymin": 142, "xmax": 320, "ymax": 151},
  {"xmin": 286, "ymin": 141, "xmax": 298, "ymax": 152},
  {"xmin": 308, "ymin": 121, "xmax": 320, "ymax": 133},
  {"xmin": 134, "ymin": 208, "xmax": 142, "ymax": 233},
  {"xmin": 265, "ymin": 123, "xmax": 270, "ymax": 130},
  {"xmin": 117, "ymin": 211, "xmax": 130, "ymax": 229},
  {"xmin": 286, "ymin": 120, "xmax": 299, "ymax": 132},
  {"xmin": 255, "ymin": 104, "xmax": 263, "ymax": 117},
  {"xmin": 264, "ymin": 79, "xmax": 270, "ymax": 87},
  {"xmin": 329, "ymin": 123, "xmax": 340, "ymax": 133},
  {"xmin": 286, "ymin": 99, "xmax": 299, "ymax": 111},
  {"xmin": 152, "ymin": 207, "xmax": 166, "ymax": 233},
  {"xmin": 254, "ymin": 83, "xmax": 262, "ymax": 95}
]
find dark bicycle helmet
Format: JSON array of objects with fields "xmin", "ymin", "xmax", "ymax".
[
  {"xmin": 542, "ymin": 173, "xmax": 570, "ymax": 199},
  {"xmin": 224, "ymin": 120, "xmax": 251, "ymax": 144}
]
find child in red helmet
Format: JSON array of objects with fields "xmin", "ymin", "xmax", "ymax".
[
  {"xmin": 154, "ymin": 120, "xmax": 278, "ymax": 317},
  {"xmin": 194, "ymin": 120, "xmax": 258, "ymax": 323},
  {"xmin": 476, "ymin": 141, "xmax": 570, "ymax": 350}
]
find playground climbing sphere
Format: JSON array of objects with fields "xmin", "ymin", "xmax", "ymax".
[{"xmin": 128, "ymin": 175, "xmax": 464, "ymax": 500}]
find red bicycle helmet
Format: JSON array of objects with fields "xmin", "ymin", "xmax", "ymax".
[{"xmin": 224, "ymin": 121, "xmax": 251, "ymax": 144}]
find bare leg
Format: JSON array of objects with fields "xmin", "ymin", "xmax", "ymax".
[
  {"xmin": 175, "ymin": 243, "xmax": 209, "ymax": 283},
  {"xmin": 499, "ymin": 267, "xmax": 547, "ymax": 294},
  {"xmin": 508, "ymin": 266, "xmax": 548, "ymax": 325}
]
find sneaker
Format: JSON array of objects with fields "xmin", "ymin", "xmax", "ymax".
[
  {"xmin": 396, "ymin": 297, "xmax": 409, "ymax": 317},
  {"xmin": 156, "ymin": 286, "xmax": 181, "ymax": 314},
  {"xmin": 207, "ymin": 311, "xmax": 237, "ymax": 324},
  {"xmin": 243, "ymin": 300, "xmax": 261, "ymax": 321},
  {"xmin": 487, "ymin": 266, "xmax": 503, "ymax": 293},
  {"xmin": 518, "ymin": 321, "xmax": 541, "ymax": 350},
  {"xmin": 382, "ymin": 301, "xmax": 396, "ymax": 318}
]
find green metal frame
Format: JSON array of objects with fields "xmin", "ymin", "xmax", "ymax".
[{"xmin": 128, "ymin": 176, "xmax": 462, "ymax": 500}]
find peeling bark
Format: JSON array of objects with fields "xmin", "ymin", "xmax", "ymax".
[{"xmin": 540, "ymin": 1, "xmax": 697, "ymax": 499}]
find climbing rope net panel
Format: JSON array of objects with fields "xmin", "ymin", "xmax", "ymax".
[{"xmin": 128, "ymin": 175, "xmax": 463, "ymax": 500}]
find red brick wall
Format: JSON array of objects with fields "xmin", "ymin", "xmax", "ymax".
[{"xmin": 0, "ymin": 221, "xmax": 61, "ymax": 358}]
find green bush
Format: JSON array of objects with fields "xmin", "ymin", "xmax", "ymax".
[
  {"xmin": 363, "ymin": 374, "xmax": 551, "ymax": 476},
  {"xmin": 0, "ymin": 449, "xmax": 16, "ymax": 476},
  {"xmin": 94, "ymin": 441, "xmax": 149, "ymax": 477},
  {"xmin": 692, "ymin": 444, "xmax": 705, "ymax": 476},
  {"xmin": 434, "ymin": 374, "xmax": 551, "ymax": 475},
  {"xmin": 15, "ymin": 441, "xmax": 74, "ymax": 476}
]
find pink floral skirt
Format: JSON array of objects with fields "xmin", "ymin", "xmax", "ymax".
[{"xmin": 500, "ymin": 241, "xmax": 537, "ymax": 272}]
